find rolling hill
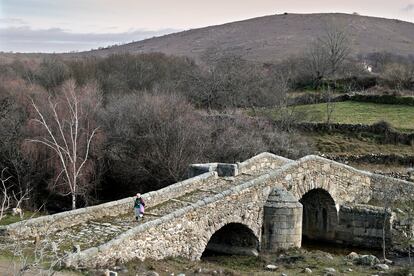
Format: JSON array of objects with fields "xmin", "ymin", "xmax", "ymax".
[{"xmin": 81, "ymin": 13, "xmax": 414, "ymax": 62}]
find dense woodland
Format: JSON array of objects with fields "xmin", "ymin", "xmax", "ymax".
[{"xmin": 0, "ymin": 29, "xmax": 413, "ymax": 211}]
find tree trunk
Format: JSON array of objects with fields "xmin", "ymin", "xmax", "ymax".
[
  {"xmin": 382, "ymin": 210, "xmax": 387, "ymax": 261},
  {"xmin": 72, "ymin": 193, "xmax": 76, "ymax": 210}
]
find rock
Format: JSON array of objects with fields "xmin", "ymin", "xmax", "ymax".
[
  {"xmin": 325, "ymin": 253, "xmax": 334, "ymax": 260},
  {"xmin": 303, "ymin": 267, "xmax": 312, "ymax": 274},
  {"xmin": 354, "ymin": 255, "xmax": 380, "ymax": 266},
  {"xmin": 177, "ymin": 274, "xmax": 185, "ymax": 276},
  {"xmin": 383, "ymin": 258, "xmax": 393, "ymax": 265},
  {"xmin": 146, "ymin": 272, "xmax": 159, "ymax": 276},
  {"xmin": 346, "ymin": 268, "xmax": 353, "ymax": 272},
  {"xmin": 346, "ymin": 252, "xmax": 359, "ymax": 260},
  {"xmin": 266, "ymin": 264, "xmax": 278, "ymax": 271},
  {"xmin": 375, "ymin": 264, "xmax": 389, "ymax": 270},
  {"xmin": 324, "ymin": 268, "xmax": 336, "ymax": 273},
  {"xmin": 104, "ymin": 270, "xmax": 118, "ymax": 276},
  {"xmin": 12, "ymin": 207, "xmax": 22, "ymax": 216},
  {"xmin": 72, "ymin": 244, "xmax": 81, "ymax": 253},
  {"xmin": 281, "ymin": 274, "xmax": 287, "ymax": 276}
]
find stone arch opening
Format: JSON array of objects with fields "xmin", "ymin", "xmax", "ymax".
[
  {"xmin": 300, "ymin": 188, "xmax": 337, "ymax": 241},
  {"xmin": 201, "ymin": 223, "xmax": 259, "ymax": 258}
]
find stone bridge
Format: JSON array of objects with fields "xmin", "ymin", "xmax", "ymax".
[{"xmin": 1, "ymin": 153, "xmax": 414, "ymax": 268}]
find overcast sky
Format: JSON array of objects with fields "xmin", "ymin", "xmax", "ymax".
[{"xmin": 1, "ymin": 0, "xmax": 414, "ymax": 53}]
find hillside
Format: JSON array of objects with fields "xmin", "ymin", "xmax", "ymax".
[{"xmin": 80, "ymin": 13, "xmax": 414, "ymax": 62}]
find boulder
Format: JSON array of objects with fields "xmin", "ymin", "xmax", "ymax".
[
  {"xmin": 266, "ymin": 264, "xmax": 278, "ymax": 271},
  {"xmin": 374, "ymin": 263, "xmax": 389, "ymax": 270},
  {"xmin": 354, "ymin": 255, "xmax": 380, "ymax": 266},
  {"xmin": 346, "ymin": 252, "xmax": 359, "ymax": 260},
  {"xmin": 324, "ymin": 268, "xmax": 336, "ymax": 273},
  {"xmin": 303, "ymin": 267, "xmax": 312, "ymax": 274}
]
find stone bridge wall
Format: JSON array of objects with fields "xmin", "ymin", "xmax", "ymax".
[
  {"xmin": 65, "ymin": 172, "xmax": 275, "ymax": 268},
  {"xmin": 336, "ymin": 204, "xmax": 392, "ymax": 248},
  {"xmin": 65, "ymin": 155, "xmax": 414, "ymax": 268},
  {"xmin": 237, "ymin": 152, "xmax": 292, "ymax": 174},
  {"xmin": 1, "ymin": 171, "xmax": 217, "ymax": 239}
]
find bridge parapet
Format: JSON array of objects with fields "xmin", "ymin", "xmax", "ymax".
[{"xmin": 1, "ymin": 171, "xmax": 217, "ymax": 239}]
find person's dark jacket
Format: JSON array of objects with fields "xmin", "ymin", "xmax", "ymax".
[{"xmin": 134, "ymin": 198, "xmax": 145, "ymax": 208}]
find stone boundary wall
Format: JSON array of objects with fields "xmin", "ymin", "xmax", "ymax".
[
  {"xmin": 1, "ymin": 171, "xmax": 217, "ymax": 239},
  {"xmin": 289, "ymin": 121, "xmax": 414, "ymax": 145}
]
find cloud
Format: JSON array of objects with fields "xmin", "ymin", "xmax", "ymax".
[
  {"xmin": 0, "ymin": 17, "xmax": 28, "ymax": 27},
  {"xmin": 402, "ymin": 3, "xmax": 414, "ymax": 11},
  {"xmin": 0, "ymin": 26, "xmax": 180, "ymax": 53}
]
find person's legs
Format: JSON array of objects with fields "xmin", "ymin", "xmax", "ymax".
[{"xmin": 134, "ymin": 208, "xmax": 140, "ymax": 220}]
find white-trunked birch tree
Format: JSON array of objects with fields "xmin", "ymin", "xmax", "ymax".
[{"xmin": 28, "ymin": 80, "xmax": 101, "ymax": 210}]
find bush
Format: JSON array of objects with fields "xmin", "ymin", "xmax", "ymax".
[
  {"xmin": 35, "ymin": 57, "xmax": 70, "ymax": 90},
  {"xmin": 349, "ymin": 94, "xmax": 414, "ymax": 106}
]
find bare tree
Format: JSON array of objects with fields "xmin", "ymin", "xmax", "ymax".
[
  {"xmin": 304, "ymin": 26, "xmax": 351, "ymax": 86},
  {"xmin": 28, "ymin": 80, "xmax": 101, "ymax": 210},
  {"xmin": 323, "ymin": 85, "xmax": 336, "ymax": 125},
  {"xmin": 321, "ymin": 27, "xmax": 351, "ymax": 78},
  {"xmin": 0, "ymin": 168, "xmax": 12, "ymax": 221}
]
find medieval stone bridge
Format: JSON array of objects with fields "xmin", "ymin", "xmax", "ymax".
[{"xmin": 1, "ymin": 153, "xmax": 414, "ymax": 268}]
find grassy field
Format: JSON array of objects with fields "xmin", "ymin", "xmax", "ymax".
[
  {"xmin": 0, "ymin": 211, "xmax": 42, "ymax": 226},
  {"xmin": 263, "ymin": 101, "xmax": 414, "ymax": 131},
  {"xmin": 309, "ymin": 132, "xmax": 414, "ymax": 156}
]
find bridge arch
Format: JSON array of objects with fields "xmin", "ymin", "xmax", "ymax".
[
  {"xmin": 198, "ymin": 222, "xmax": 260, "ymax": 259},
  {"xmin": 299, "ymin": 188, "xmax": 338, "ymax": 241}
]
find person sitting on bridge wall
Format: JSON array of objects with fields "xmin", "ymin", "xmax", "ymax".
[{"xmin": 134, "ymin": 193, "xmax": 145, "ymax": 221}]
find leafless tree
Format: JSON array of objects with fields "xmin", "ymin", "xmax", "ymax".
[
  {"xmin": 323, "ymin": 85, "xmax": 336, "ymax": 125},
  {"xmin": 304, "ymin": 26, "xmax": 351, "ymax": 86},
  {"xmin": 381, "ymin": 62, "xmax": 414, "ymax": 91},
  {"xmin": 0, "ymin": 168, "xmax": 12, "ymax": 221},
  {"xmin": 321, "ymin": 27, "xmax": 351, "ymax": 78},
  {"xmin": 28, "ymin": 80, "xmax": 101, "ymax": 210}
]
